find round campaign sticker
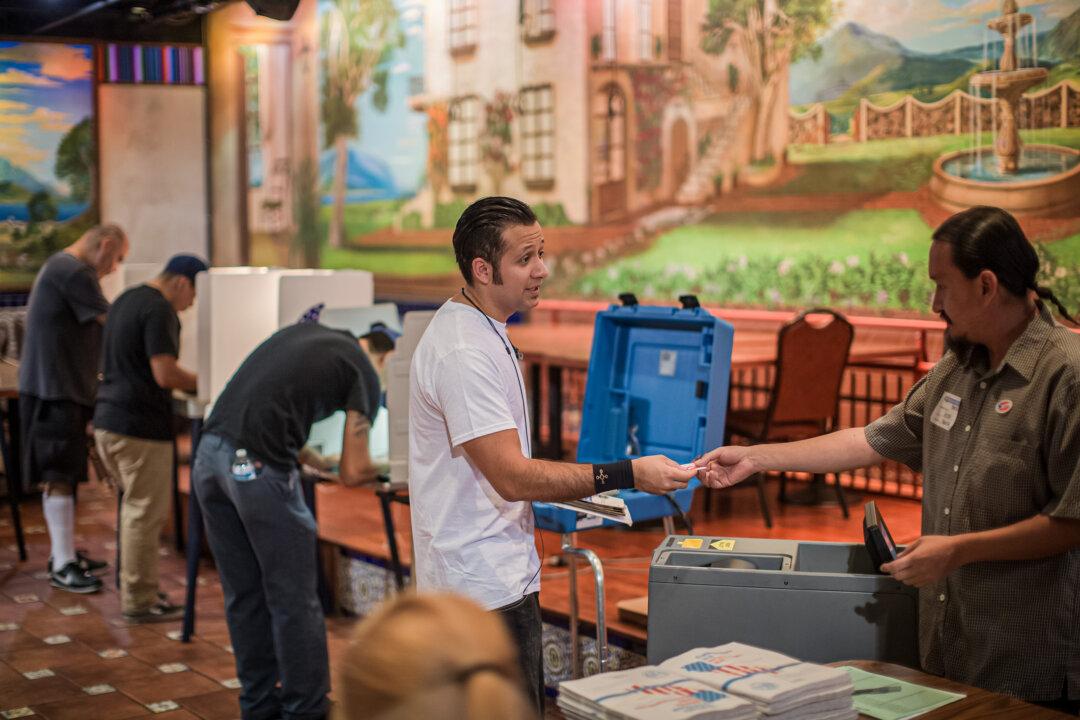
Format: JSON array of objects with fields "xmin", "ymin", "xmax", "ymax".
[{"xmin": 996, "ymin": 399, "xmax": 1013, "ymax": 414}]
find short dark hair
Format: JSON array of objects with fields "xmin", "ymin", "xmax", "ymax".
[
  {"xmin": 933, "ymin": 206, "xmax": 1075, "ymax": 324},
  {"xmin": 452, "ymin": 196, "xmax": 537, "ymax": 285}
]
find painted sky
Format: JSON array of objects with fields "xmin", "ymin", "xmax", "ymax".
[
  {"xmin": 0, "ymin": 42, "xmax": 94, "ymax": 195},
  {"xmin": 318, "ymin": 0, "xmax": 427, "ymax": 195},
  {"xmin": 835, "ymin": 0, "xmax": 1073, "ymax": 54}
]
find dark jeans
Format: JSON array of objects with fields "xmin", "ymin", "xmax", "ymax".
[
  {"xmin": 496, "ymin": 592, "xmax": 544, "ymax": 715},
  {"xmin": 193, "ymin": 434, "xmax": 329, "ymax": 720}
]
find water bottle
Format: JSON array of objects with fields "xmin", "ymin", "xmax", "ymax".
[{"xmin": 230, "ymin": 449, "xmax": 257, "ymax": 481}]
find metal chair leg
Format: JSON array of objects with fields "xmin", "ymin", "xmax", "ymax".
[
  {"xmin": 833, "ymin": 473, "xmax": 850, "ymax": 518},
  {"xmin": 755, "ymin": 473, "xmax": 772, "ymax": 528}
]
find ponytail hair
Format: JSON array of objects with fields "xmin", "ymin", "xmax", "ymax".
[
  {"xmin": 1032, "ymin": 285, "xmax": 1078, "ymax": 326},
  {"xmin": 932, "ymin": 206, "xmax": 1077, "ymax": 325}
]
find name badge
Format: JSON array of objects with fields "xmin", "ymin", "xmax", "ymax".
[{"xmin": 930, "ymin": 392, "xmax": 961, "ymax": 431}]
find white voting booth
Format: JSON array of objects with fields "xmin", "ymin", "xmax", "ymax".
[
  {"xmin": 195, "ymin": 268, "xmax": 374, "ymax": 408},
  {"xmin": 386, "ymin": 310, "xmax": 436, "ymax": 485}
]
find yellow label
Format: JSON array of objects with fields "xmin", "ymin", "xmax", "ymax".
[
  {"xmin": 679, "ymin": 538, "xmax": 704, "ymax": 549},
  {"xmin": 711, "ymin": 539, "xmax": 736, "ymax": 551}
]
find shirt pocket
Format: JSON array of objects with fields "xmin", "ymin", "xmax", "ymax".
[{"xmin": 967, "ymin": 438, "xmax": 1042, "ymax": 528}]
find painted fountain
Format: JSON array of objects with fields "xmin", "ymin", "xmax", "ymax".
[{"xmin": 930, "ymin": 0, "xmax": 1080, "ymax": 217}]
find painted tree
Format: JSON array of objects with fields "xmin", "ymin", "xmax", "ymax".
[
  {"xmin": 701, "ymin": 0, "xmax": 832, "ymax": 162},
  {"xmin": 54, "ymin": 117, "xmax": 94, "ymax": 202},
  {"xmin": 27, "ymin": 190, "xmax": 58, "ymax": 225},
  {"xmin": 321, "ymin": 0, "xmax": 403, "ymax": 248}
]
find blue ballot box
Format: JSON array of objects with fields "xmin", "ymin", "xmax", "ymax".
[{"xmin": 533, "ymin": 302, "xmax": 734, "ymax": 532}]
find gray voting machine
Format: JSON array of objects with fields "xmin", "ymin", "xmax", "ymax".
[{"xmin": 647, "ymin": 536, "xmax": 918, "ymax": 666}]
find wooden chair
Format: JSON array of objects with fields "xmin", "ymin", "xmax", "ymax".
[{"xmin": 720, "ymin": 308, "xmax": 854, "ymax": 527}]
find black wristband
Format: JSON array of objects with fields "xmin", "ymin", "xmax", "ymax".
[{"xmin": 593, "ymin": 459, "xmax": 634, "ymax": 494}]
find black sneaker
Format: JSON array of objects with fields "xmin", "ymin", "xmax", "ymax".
[
  {"xmin": 122, "ymin": 598, "xmax": 183, "ymax": 624},
  {"xmin": 47, "ymin": 551, "xmax": 108, "ymax": 575},
  {"xmin": 50, "ymin": 561, "xmax": 103, "ymax": 594}
]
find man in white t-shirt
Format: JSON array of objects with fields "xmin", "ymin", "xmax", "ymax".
[{"xmin": 409, "ymin": 196, "xmax": 698, "ymax": 712}]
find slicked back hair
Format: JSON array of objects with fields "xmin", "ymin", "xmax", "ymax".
[{"xmin": 452, "ymin": 197, "xmax": 537, "ymax": 285}]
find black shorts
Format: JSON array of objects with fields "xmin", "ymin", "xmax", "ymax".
[{"xmin": 19, "ymin": 394, "xmax": 93, "ymax": 491}]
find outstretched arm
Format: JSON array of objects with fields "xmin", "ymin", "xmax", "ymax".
[{"xmin": 696, "ymin": 427, "xmax": 885, "ymax": 488}]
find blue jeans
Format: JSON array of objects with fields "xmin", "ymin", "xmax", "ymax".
[{"xmin": 193, "ymin": 433, "xmax": 328, "ymax": 720}]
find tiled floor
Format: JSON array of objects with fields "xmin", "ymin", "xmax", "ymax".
[
  {"xmin": 0, "ymin": 486, "xmax": 361, "ymax": 720},
  {"xmin": 1, "ymin": 476, "xmax": 922, "ymax": 719}
]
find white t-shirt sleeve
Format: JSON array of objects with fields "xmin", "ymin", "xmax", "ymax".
[{"xmin": 433, "ymin": 346, "xmax": 519, "ymax": 448}]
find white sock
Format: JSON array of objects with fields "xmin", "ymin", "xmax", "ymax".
[{"xmin": 43, "ymin": 493, "xmax": 76, "ymax": 568}]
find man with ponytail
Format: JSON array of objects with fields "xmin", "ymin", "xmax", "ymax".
[{"xmin": 697, "ymin": 206, "xmax": 1080, "ymax": 711}]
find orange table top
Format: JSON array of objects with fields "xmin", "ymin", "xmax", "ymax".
[{"xmin": 508, "ymin": 323, "xmax": 918, "ymax": 369}]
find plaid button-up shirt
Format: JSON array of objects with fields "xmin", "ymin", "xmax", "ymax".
[{"xmin": 865, "ymin": 304, "xmax": 1080, "ymax": 702}]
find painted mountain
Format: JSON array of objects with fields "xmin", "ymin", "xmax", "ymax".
[
  {"xmin": 1045, "ymin": 6, "xmax": 1080, "ymax": 62},
  {"xmin": 319, "ymin": 146, "xmax": 400, "ymax": 202},
  {"xmin": 789, "ymin": 23, "xmax": 977, "ymax": 106},
  {"xmin": 0, "ymin": 157, "xmax": 51, "ymax": 201}
]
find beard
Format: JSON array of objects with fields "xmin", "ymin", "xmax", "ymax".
[{"xmin": 943, "ymin": 328, "xmax": 988, "ymax": 368}]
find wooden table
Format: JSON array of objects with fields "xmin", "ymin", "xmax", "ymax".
[{"xmin": 835, "ymin": 661, "xmax": 1073, "ymax": 718}]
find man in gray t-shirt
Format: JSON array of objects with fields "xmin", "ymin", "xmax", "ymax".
[{"xmin": 19, "ymin": 224, "xmax": 129, "ymax": 594}]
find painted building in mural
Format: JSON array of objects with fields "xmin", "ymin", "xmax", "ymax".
[
  {"xmin": 199, "ymin": 0, "xmax": 1080, "ymax": 314},
  {"xmin": 403, "ymin": 0, "xmax": 772, "ymax": 226}
]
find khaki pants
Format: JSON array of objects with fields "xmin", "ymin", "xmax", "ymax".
[{"xmin": 94, "ymin": 429, "xmax": 173, "ymax": 614}]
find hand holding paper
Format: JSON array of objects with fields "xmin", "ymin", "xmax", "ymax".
[
  {"xmin": 630, "ymin": 455, "xmax": 697, "ymax": 494},
  {"xmin": 695, "ymin": 445, "xmax": 758, "ymax": 489}
]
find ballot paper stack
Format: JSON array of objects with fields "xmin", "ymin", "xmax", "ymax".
[
  {"xmin": 558, "ymin": 665, "xmax": 759, "ymax": 720},
  {"xmin": 659, "ymin": 643, "xmax": 857, "ymax": 720}
]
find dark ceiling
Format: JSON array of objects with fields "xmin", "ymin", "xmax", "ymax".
[{"xmin": 0, "ymin": 0, "xmax": 223, "ymax": 44}]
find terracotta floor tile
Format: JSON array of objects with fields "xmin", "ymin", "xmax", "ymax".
[
  {"xmin": 0, "ymin": 674, "xmax": 83, "ymax": 707},
  {"xmin": 147, "ymin": 710, "xmax": 202, "ymax": 720},
  {"xmin": 52, "ymin": 655, "xmax": 157, "ymax": 686},
  {"xmin": 114, "ymin": 670, "xmax": 224, "ymax": 704},
  {"xmin": 18, "ymin": 610, "xmax": 104, "ymax": 638},
  {"xmin": 68, "ymin": 623, "xmax": 167, "ymax": 651},
  {"xmin": 4, "ymin": 642, "xmax": 101, "ymax": 672},
  {"xmin": 128, "ymin": 638, "xmax": 226, "ymax": 667},
  {"xmin": 185, "ymin": 655, "xmax": 239, "ymax": 683},
  {"xmin": 0, "ymin": 602, "xmax": 35, "ymax": 624},
  {"xmin": 0, "ymin": 659, "xmax": 25, "ymax": 682},
  {"xmin": 0, "ymin": 629, "xmax": 52, "ymax": 654},
  {"xmin": 32, "ymin": 689, "xmax": 149, "ymax": 720},
  {"xmin": 177, "ymin": 689, "xmax": 242, "ymax": 720}
]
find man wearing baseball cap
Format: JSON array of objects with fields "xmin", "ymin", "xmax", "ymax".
[{"xmin": 93, "ymin": 253, "xmax": 207, "ymax": 620}]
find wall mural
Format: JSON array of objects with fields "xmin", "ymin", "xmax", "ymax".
[
  {"xmin": 236, "ymin": 0, "xmax": 1080, "ymax": 315},
  {"xmin": 0, "ymin": 41, "xmax": 97, "ymax": 290}
]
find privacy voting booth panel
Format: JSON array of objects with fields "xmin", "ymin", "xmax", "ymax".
[
  {"xmin": 101, "ymin": 263, "xmax": 199, "ymax": 373},
  {"xmin": 534, "ymin": 305, "xmax": 734, "ymax": 532},
  {"xmin": 195, "ymin": 268, "xmax": 374, "ymax": 407},
  {"xmin": 305, "ymin": 303, "xmax": 403, "ymax": 464},
  {"xmin": 387, "ymin": 310, "xmax": 436, "ymax": 485},
  {"xmin": 576, "ymin": 305, "xmax": 733, "ymax": 464}
]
